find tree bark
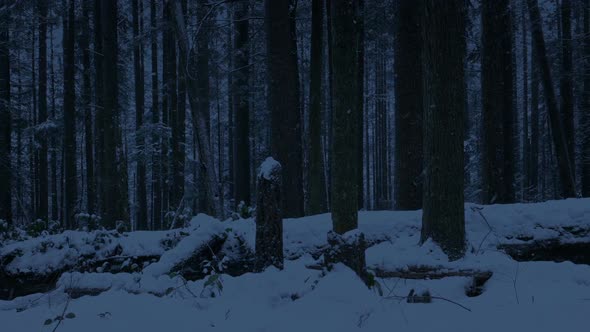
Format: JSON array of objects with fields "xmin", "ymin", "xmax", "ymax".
[
  {"xmin": 233, "ymin": 0, "xmax": 251, "ymax": 209},
  {"xmin": 37, "ymin": 0, "xmax": 48, "ymax": 222},
  {"xmin": 583, "ymin": 0, "xmax": 590, "ymax": 197},
  {"xmin": 394, "ymin": 0, "xmax": 423, "ymax": 211},
  {"xmin": 526, "ymin": 0, "xmax": 576, "ymax": 198},
  {"xmin": 93, "ymin": 0, "xmax": 104, "ymax": 217},
  {"xmin": 150, "ymin": 0, "xmax": 161, "ymax": 230},
  {"xmin": 265, "ymin": 0, "xmax": 304, "ymax": 218},
  {"xmin": 330, "ymin": 0, "xmax": 361, "ymax": 234},
  {"xmin": 63, "ymin": 0, "xmax": 77, "ymax": 229},
  {"xmin": 421, "ymin": 0, "xmax": 466, "ymax": 260},
  {"xmin": 81, "ymin": 0, "xmax": 94, "ymax": 215},
  {"xmin": 0, "ymin": 0, "xmax": 11, "ymax": 224},
  {"xmin": 255, "ymin": 158, "xmax": 284, "ymax": 270},
  {"xmin": 308, "ymin": 0, "xmax": 327, "ymax": 215},
  {"xmin": 133, "ymin": 0, "xmax": 148, "ymax": 230},
  {"xmin": 355, "ymin": 0, "xmax": 364, "ymax": 210},
  {"xmin": 560, "ymin": 0, "xmax": 575, "ymax": 178},
  {"xmin": 101, "ymin": 0, "xmax": 128, "ymax": 228},
  {"xmin": 481, "ymin": 0, "xmax": 515, "ymax": 204}
]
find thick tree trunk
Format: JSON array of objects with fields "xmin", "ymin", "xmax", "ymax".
[
  {"xmin": 560, "ymin": 0, "xmax": 575, "ymax": 178},
  {"xmin": 374, "ymin": 54, "xmax": 390, "ymax": 210},
  {"xmin": 255, "ymin": 158, "xmax": 284, "ymax": 270},
  {"xmin": 308, "ymin": 0, "xmax": 327, "ymax": 215},
  {"xmin": 37, "ymin": 0, "xmax": 48, "ymax": 222},
  {"xmin": 330, "ymin": 0, "xmax": 361, "ymax": 234},
  {"xmin": 526, "ymin": 0, "xmax": 576, "ymax": 198},
  {"xmin": 522, "ymin": 1, "xmax": 530, "ymax": 202},
  {"xmin": 173, "ymin": 0, "xmax": 187, "ymax": 217},
  {"xmin": 0, "ymin": 0, "xmax": 11, "ymax": 224},
  {"xmin": 63, "ymin": 0, "xmax": 77, "ymax": 229},
  {"xmin": 355, "ymin": 0, "xmax": 364, "ymax": 210},
  {"xmin": 171, "ymin": 1, "xmax": 222, "ymax": 219},
  {"xmin": 481, "ymin": 0, "xmax": 515, "ymax": 204},
  {"xmin": 394, "ymin": 0, "xmax": 423, "ymax": 211},
  {"xmin": 133, "ymin": 0, "xmax": 148, "ymax": 230},
  {"xmin": 421, "ymin": 0, "xmax": 466, "ymax": 260},
  {"xmin": 233, "ymin": 0, "xmax": 251, "ymax": 209},
  {"xmin": 265, "ymin": 0, "xmax": 304, "ymax": 218},
  {"xmin": 582, "ymin": 0, "xmax": 590, "ymax": 197},
  {"xmin": 530, "ymin": 27, "xmax": 540, "ymax": 201}
]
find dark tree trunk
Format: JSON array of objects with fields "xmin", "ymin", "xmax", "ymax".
[
  {"xmin": 530, "ymin": 26, "xmax": 540, "ymax": 201},
  {"xmin": 481, "ymin": 0, "xmax": 515, "ymax": 204},
  {"xmin": 101, "ymin": 0, "xmax": 128, "ymax": 228},
  {"xmin": 150, "ymin": 0, "xmax": 161, "ymax": 230},
  {"xmin": 233, "ymin": 0, "xmax": 251, "ymax": 209},
  {"xmin": 265, "ymin": 0, "xmax": 304, "ymax": 218},
  {"xmin": 81, "ymin": 0, "xmax": 94, "ymax": 215},
  {"xmin": 63, "ymin": 0, "xmax": 77, "ymax": 229},
  {"xmin": 0, "ymin": 0, "xmax": 11, "ymax": 224},
  {"xmin": 394, "ymin": 0, "xmax": 423, "ymax": 211},
  {"xmin": 93, "ymin": 0, "xmax": 104, "ymax": 217},
  {"xmin": 560, "ymin": 0, "xmax": 575, "ymax": 178},
  {"xmin": 255, "ymin": 158, "xmax": 283, "ymax": 270},
  {"xmin": 133, "ymin": 0, "xmax": 148, "ymax": 230},
  {"xmin": 522, "ymin": 1, "xmax": 530, "ymax": 202},
  {"xmin": 49, "ymin": 24, "xmax": 58, "ymax": 221},
  {"xmin": 584, "ymin": 0, "xmax": 590, "ymax": 196},
  {"xmin": 195, "ymin": 0, "xmax": 211, "ymax": 215},
  {"xmin": 37, "ymin": 0, "xmax": 48, "ymax": 222},
  {"xmin": 421, "ymin": 0, "xmax": 466, "ymax": 260},
  {"xmin": 308, "ymin": 0, "xmax": 327, "ymax": 215},
  {"xmin": 173, "ymin": 0, "xmax": 187, "ymax": 217},
  {"xmin": 527, "ymin": 0, "xmax": 576, "ymax": 198},
  {"xmin": 330, "ymin": 0, "xmax": 361, "ymax": 234},
  {"xmin": 161, "ymin": 3, "xmax": 171, "ymax": 222},
  {"xmin": 355, "ymin": 0, "xmax": 364, "ymax": 210},
  {"xmin": 374, "ymin": 54, "xmax": 390, "ymax": 210}
]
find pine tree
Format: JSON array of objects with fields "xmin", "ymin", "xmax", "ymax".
[
  {"xmin": 37, "ymin": 0, "xmax": 48, "ymax": 222},
  {"xmin": 265, "ymin": 0, "xmax": 304, "ymax": 218},
  {"xmin": 421, "ymin": 0, "xmax": 466, "ymax": 259},
  {"xmin": 393, "ymin": 0, "xmax": 423, "ymax": 211},
  {"xmin": 63, "ymin": 0, "xmax": 77, "ymax": 229},
  {"xmin": 481, "ymin": 0, "xmax": 515, "ymax": 204},
  {"xmin": 81, "ymin": 0, "xmax": 94, "ymax": 214},
  {"xmin": 233, "ymin": 0, "xmax": 251, "ymax": 210},
  {"xmin": 0, "ymin": 0, "xmax": 11, "ymax": 224},
  {"xmin": 330, "ymin": 0, "xmax": 361, "ymax": 233}
]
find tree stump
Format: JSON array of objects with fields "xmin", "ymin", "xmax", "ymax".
[
  {"xmin": 255, "ymin": 157, "xmax": 284, "ymax": 270},
  {"xmin": 325, "ymin": 230, "xmax": 369, "ymax": 284}
]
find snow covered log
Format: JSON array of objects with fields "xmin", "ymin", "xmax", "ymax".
[
  {"xmin": 498, "ymin": 240, "xmax": 590, "ymax": 264},
  {"xmin": 255, "ymin": 157, "xmax": 284, "ymax": 270}
]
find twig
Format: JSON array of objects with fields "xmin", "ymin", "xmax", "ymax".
[
  {"xmin": 51, "ymin": 293, "xmax": 71, "ymax": 332},
  {"xmin": 513, "ymin": 262, "xmax": 520, "ymax": 304}
]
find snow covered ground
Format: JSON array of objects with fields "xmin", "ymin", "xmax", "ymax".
[{"xmin": 1, "ymin": 199, "xmax": 589, "ymax": 331}]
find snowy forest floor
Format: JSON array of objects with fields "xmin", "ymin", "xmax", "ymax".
[{"xmin": 1, "ymin": 199, "xmax": 590, "ymax": 331}]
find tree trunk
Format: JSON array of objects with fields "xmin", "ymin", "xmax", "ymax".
[
  {"xmin": 63, "ymin": 0, "xmax": 77, "ymax": 229},
  {"xmin": 93, "ymin": 0, "xmax": 104, "ymax": 217},
  {"xmin": 308, "ymin": 0, "xmax": 327, "ymax": 215},
  {"xmin": 233, "ymin": 0, "xmax": 252, "ymax": 210},
  {"xmin": 81, "ymin": 0, "xmax": 94, "ymax": 215},
  {"xmin": 255, "ymin": 158, "xmax": 284, "ymax": 270},
  {"xmin": 374, "ymin": 54, "xmax": 389, "ymax": 210},
  {"xmin": 355, "ymin": 0, "xmax": 364, "ymax": 210},
  {"xmin": 393, "ymin": 0, "xmax": 423, "ymax": 211},
  {"xmin": 526, "ymin": 0, "xmax": 576, "ymax": 198},
  {"xmin": 583, "ymin": 0, "xmax": 590, "ymax": 197},
  {"xmin": 171, "ymin": 1, "xmax": 222, "ymax": 219},
  {"xmin": 421, "ymin": 0, "xmax": 466, "ymax": 260},
  {"xmin": 522, "ymin": 0, "xmax": 530, "ymax": 202},
  {"xmin": 560, "ymin": 0, "xmax": 575, "ymax": 178},
  {"xmin": 150, "ymin": 0, "xmax": 161, "ymax": 230},
  {"xmin": 101, "ymin": 0, "xmax": 128, "ymax": 228},
  {"xmin": 0, "ymin": 0, "xmax": 11, "ymax": 224},
  {"xmin": 265, "ymin": 0, "xmax": 304, "ymax": 218},
  {"xmin": 481, "ymin": 0, "xmax": 515, "ymax": 204},
  {"xmin": 37, "ymin": 0, "xmax": 48, "ymax": 222},
  {"xmin": 133, "ymin": 0, "xmax": 148, "ymax": 230},
  {"xmin": 330, "ymin": 0, "xmax": 361, "ymax": 234}
]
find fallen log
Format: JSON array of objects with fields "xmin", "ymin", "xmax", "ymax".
[{"xmin": 498, "ymin": 240, "xmax": 590, "ymax": 265}]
